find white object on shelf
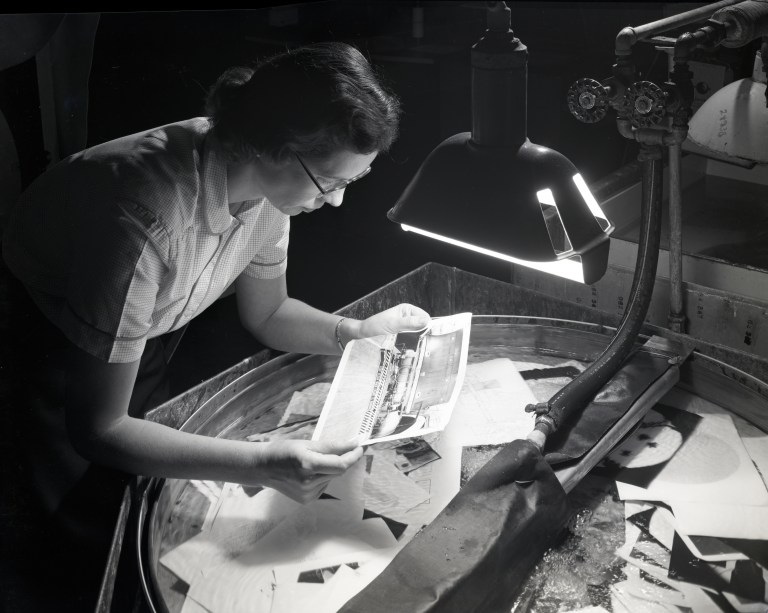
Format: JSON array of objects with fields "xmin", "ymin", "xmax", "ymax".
[{"xmin": 687, "ymin": 51, "xmax": 768, "ymax": 165}]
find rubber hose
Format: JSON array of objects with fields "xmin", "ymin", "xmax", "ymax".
[{"xmin": 536, "ymin": 148, "xmax": 664, "ymax": 436}]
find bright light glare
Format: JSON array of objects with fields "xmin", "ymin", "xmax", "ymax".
[
  {"xmin": 572, "ymin": 173, "xmax": 610, "ymax": 224},
  {"xmin": 401, "ymin": 224, "xmax": 585, "ymax": 283},
  {"xmin": 536, "ymin": 188, "xmax": 556, "ymax": 206},
  {"xmin": 536, "ymin": 187, "xmax": 572, "ymax": 254}
]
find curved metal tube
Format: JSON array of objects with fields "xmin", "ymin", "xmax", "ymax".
[{"xmin": 533, "ymin": 147, "xmax": 664, "ymax": 441}]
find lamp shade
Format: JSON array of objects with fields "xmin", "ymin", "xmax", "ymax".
[
  {"xmin": 687, "ymin": 51, "xmax": 768, "ymax": 165},
  {"xmin": 388, "ymin": 2, "xmax": 613, "ymax": 286},
  {"xmin": 388, "ymin": 132, "xmax": 614, "ymax": 285}
]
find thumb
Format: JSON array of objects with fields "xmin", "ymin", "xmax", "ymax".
[
  {"xmin": 309, "ymin": 437, "xmax": 363, "ymax": 456},
  {"xmin": 397, "ymin": 304, "xmax": 430, "ymax": 331},
  {"xmin": 307, "ymin": 438, "xmax": 364, "ymax": 473},
  {"xmin": 401, "ymin": 314, "xmax": 430, "ymax": 331}
]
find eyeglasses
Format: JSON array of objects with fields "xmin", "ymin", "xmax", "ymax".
[{"xmin": 294, "ymin": 151, "xmax": 372, "ymax": 196}]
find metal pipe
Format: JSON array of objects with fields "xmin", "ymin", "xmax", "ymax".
[
  {"xmin": 615, "ymin": 119, "xmax": 686, "ymax": 145},
  {"xmin": 471, "ymin": 1, "xmax": 528, "ymax": 147},
  {"xmin": 615, "ymin": 0, "xmax": 744, "ymax": 54},
  {"xmin": 668, "ymin": 142, "xmax": 686, "ymax": 333},
  {"xmin": 667, "ymin": 44, "xmax": 694, "ymax": 333}
]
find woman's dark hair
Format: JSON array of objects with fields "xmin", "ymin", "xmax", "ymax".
[{"xmin": 205, "ymin": 42, "xmax": 401, "ymax": 163}]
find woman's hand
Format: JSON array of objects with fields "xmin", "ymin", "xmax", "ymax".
[
  {"xmin": 358, "ymin": 303, "xmax": 430, "ymax": 339},
  {"xmin": 253, "ymin": 439, "xmax": 363, "ymax": 503}
]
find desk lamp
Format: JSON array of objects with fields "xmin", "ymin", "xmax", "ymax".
[{"xmin": 387, "ymin": 1, "xmax": 614, "ymax": 285}]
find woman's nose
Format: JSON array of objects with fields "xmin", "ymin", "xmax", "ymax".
[{"xmin": 323, "ymin": 188, "xmax": 345, "ymax": 207}]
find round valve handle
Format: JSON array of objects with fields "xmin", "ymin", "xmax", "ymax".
[
  {"xmin": 567, "ymin": 78, "xmax": 610, "ymax": 123},
  {"xmin": 626, "ymin": 81, "xmax": 667, "ymax": 128}
]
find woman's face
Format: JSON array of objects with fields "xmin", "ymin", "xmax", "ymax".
[{"xmin": 254, "ymin": 149, "xmax": 378, "ymax": 216}]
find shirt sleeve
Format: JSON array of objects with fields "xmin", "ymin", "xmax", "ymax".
[
  {"xmin": 61, "ymin": 200, "xmax": 167, "ymax": 363},
  {"xmin": 241, "ymin": 210, "xmax": 290, "ymax": 280}
]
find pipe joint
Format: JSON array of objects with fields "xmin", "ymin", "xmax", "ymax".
[
  {"xmin": 674, "ymin": 22, "xmax": 726, "ymax": 63},
  {"xmin": 637, "ymin": 143, "xmax": 664, "ymax": 161},
  {"xmin": 615, "ymin": 26, "xmax": 638, "ymax": 55},
  {"xmin": 668, "ymin": 125, "xmax": 689, "ymax": 143},
  {"xmin": 602, "ymin": 75, "xmax": 626, "ymax": 103},
  {"xmin": 668, "ymin": 312, "xmax": 687, "ymax": 333},
  {"xmin": 674, "ymin": 31, "xmax": 699, "ymax": 60},
  {"xmin": 612, "ymin": 56, "xmax": 637, "ymax": 87},
  {"xmin": 617, "ymin": 123, "xmax": 687, "ymax": 147},
  {"xmin": 533, "ymin": 414, "xmax": 557, "ymax": 438}
]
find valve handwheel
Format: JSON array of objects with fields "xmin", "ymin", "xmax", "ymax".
[
  {"xmin": 567, "ymin": 78, "xmax": 609, "ymax": 123},
  {"xmin": 626, "ymin": 81, "xmax": 667, "ymax": 128}
]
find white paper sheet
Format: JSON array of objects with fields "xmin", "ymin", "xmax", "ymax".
[
  {"xmin": 615, "ymin": 412, "xmax": 768, "ymax": 507},
  {"xmin": 180, "ymin": 594, "xmax": 213, "ymax": 613},
  {"xmin": 269, "ymin": 548, "xmax": 403, "ymax": 613},
  {"xmin": 616, "ymin": 550, "xmax": 718, "ymax": 613},
  {"xmin": 269, "ymin": 582, "xmax": 320, "ymax": 613},
  {"xmin": 160, "ymin": 486, "xmax": 301, "ymax": 584},
  {"xmin": 277, "ymin": 382, "xmax": 332, "ymax": 426},
  {"xmin": 624, "ymin": 500, "xmax": 655, "ymax": 518},
  {"xmin": 309, "ymin": 564, "xmax": 370, "ymax": 613},
  {"xmin": 186, "ymin": 498, "xmax": 397, "ymax": 612},
  {"xmin": 395, "ymin": 421, "xmax": 463, "ymax": 527},
  {"xmin": 317, "ymin": 547, "xmax": 415, "ymax": 613},
  {"xmin": 670, "ymin": 501, "xmax": 768, "ymax": 540},
  {"xmin": 662, "ymin": 387, "xmax": 768, "ymax": 491},
  {"xmin": 616, "ymin": 520, "xmax": 643, "ymax": 559},
  {"xmin": 622, "ymin": 565, "xmax": 689, "ymax": 607},
  {"xmin": 325, "ymin": 458, "xmax": 365, "ymax": 519},
  {"xmin": 722, "ymin": 591, "xmax": 768, "ymax": 613},
  {"xmin": 450, "ymin": 358, "xmax": 537, "ymax": 446},
  {"xmin": 627, "ymin": 504, "xmax": 676, "ymax": 551},
  {"xmin": 187, "ymin": 567, "xmax": 275, "ymax": 613},
  {"xmin": 743, "ymin": 434, "xmax": 768, "ymax": 490},
  {"xmin": 271, "ymin": 551, "xmax": 376, "ymax": 586},
  {"xmin": 361, "ymin": 452, "xmax": 430, "ymax": 523},
  {"xmin": 674, "ymin": 528, "xmax": 749, "ymax": 563}
]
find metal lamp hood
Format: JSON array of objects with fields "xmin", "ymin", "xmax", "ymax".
[{"xmin": 388, "ymin": 1, "xmax": 614, "ymax": 285}]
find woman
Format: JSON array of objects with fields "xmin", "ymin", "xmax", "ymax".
[{"xmin": 2, "ymin": 41, "xmax": 428, "ymax": 603}]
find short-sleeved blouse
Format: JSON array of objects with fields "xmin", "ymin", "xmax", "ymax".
[{"xmin": 2, "ymin": 117, "xmax": 289, "ymax": 363}]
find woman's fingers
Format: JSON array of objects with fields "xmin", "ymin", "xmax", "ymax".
[
  {"xmin": 256, "ymin": 439, "xmax": 365, "ymax": 503},
  {"xmin": 396, "ymin": 303, "xmax": 430, "ymax": 331},
  {"xmin": 304, "ymin": 439, "xmax": 364, "ymax": 474}
]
